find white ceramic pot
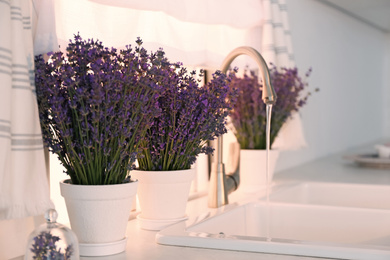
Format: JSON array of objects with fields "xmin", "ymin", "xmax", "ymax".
[
  {"xmin": 239, "ymin": 149, "xmax": 279, "ymax": 193},
  {"xmin": 60, "ymin": 179, "xmax": 138, "ymax": 256},
  {"xmin": 131, "ymin": 168, "xmax": 195, "ymax": 231}
]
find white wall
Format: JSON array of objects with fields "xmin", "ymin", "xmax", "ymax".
[
  {"xmin": 275, "ymin": 0, "xmax": 390, "ymax": 172},
  {"xmin": 385, "ymin": 33, "xmax": 390, "ymax": 136}
]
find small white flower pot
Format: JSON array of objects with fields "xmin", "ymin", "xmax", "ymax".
[
  {"xmin": 131, "ymin": 168, "xmax": 195, "ymax": 231},
  {"xmin": 60, "ymin": 179, "xmax": 138, "ymax": 256},
  {"xmin": 239, "ymin": 149, "xmax": 279, "ymax": 193}
]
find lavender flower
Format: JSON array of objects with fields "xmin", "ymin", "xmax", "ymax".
[
  {"xmin": 30, "ymin": 231, "xmax": 73, "ymax": 260},
  {"xmin": 229, "ymin": 65, "xmax": 316, "ymax": 149},
  {"xmin": 35, "ymin": 34, "xmax": 161, "ymax": 185},
  {"xmin": 136, "ymin": 52, "xmax": 238, "ymax": 171}
]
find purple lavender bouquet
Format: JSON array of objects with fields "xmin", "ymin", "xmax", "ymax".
[
  {"xmin": 229, "ymin": 66, "xmax": 314, "ymax": 149},
  {"xmin": 137, "ymin": 56, "xmax": 237, "ymax": 171},
  {"xmin": 35, "ymin": 34, "xmax": 161, "ymax": 185}
]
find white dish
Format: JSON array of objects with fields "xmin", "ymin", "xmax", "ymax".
[{"xmin": 344, "ymin": 153, "xmax": 390, "ymax": 169}]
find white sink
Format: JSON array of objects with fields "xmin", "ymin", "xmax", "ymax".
[
  {"xmin": 269, "ymin": 182, "xmax": 390, "ymax": 209},
  {"xmin": 157, "ymin": 183, "xmax": 390, "ymax": 259}
]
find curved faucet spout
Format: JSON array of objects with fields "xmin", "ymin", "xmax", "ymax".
[
  {"xmin": 221, "ymin": 47, "xmax": 276, "ymax": 105},
  {"xmin": 208, "ymin": 46, "xmax": 276, "ymax": 208}
]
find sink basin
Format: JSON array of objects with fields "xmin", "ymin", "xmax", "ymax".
[
  {"xmin": 269, "ymin": 182, "xmax": 390, "ymax": 209},
  {"xmin": 157, "ymin": 183, "xmax": 390, "ymax": 259}
]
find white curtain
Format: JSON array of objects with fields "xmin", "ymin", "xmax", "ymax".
[
  {"xmin": 261, "ymin": 0, "xmax": 294, "ymax": 67},
  {"xmin": 261, "ymin": 0, "xmax": 307, "ymax": 150},
  {"xmin": 0, "ymin": 0, "xmax": 55, "ymax": 220},
  {"xmin": 53, "ymin": 0, "xmax": 264, "ymax": 69}
]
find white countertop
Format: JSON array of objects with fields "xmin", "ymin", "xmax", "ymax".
[{"xmin": 79, "ymin": 141, "xmax": 390, "ymax": 260}]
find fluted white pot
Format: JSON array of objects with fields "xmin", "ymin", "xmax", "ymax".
[
  {"xmin": 60, "ymin": 179, "xmax": 138, "ymax": 256},
  {"xmin": 131, "ymin": 168, "xmax": 195, "ymax": 231},
  {"xmin": 239, "ymin": 149, "xmax": 279, "ymax": 193}
]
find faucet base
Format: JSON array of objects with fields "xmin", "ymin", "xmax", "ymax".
[{"xmin": 208, "ymin": 162, "xmax": 228, "ymax": 208}]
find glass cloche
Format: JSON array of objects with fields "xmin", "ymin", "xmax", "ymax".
[{"xmin": 25, "ymin": 209, "xmax": 79, "ymax": 260}]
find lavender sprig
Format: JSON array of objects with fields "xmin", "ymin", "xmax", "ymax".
[
  {"xmin": 229, "ymin": 65, "xmax": 316, "ymax": 149},
  {"xmin": 35, "ymin": 34, "xmax": 161, "ymax": 185},
  {"xmin": 137, "ymin": 52, "xmax": 238, "ymax": 171},
  {"xmin": 30, "ymin": 231, "xmax": 73, "ymax": 260}
]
